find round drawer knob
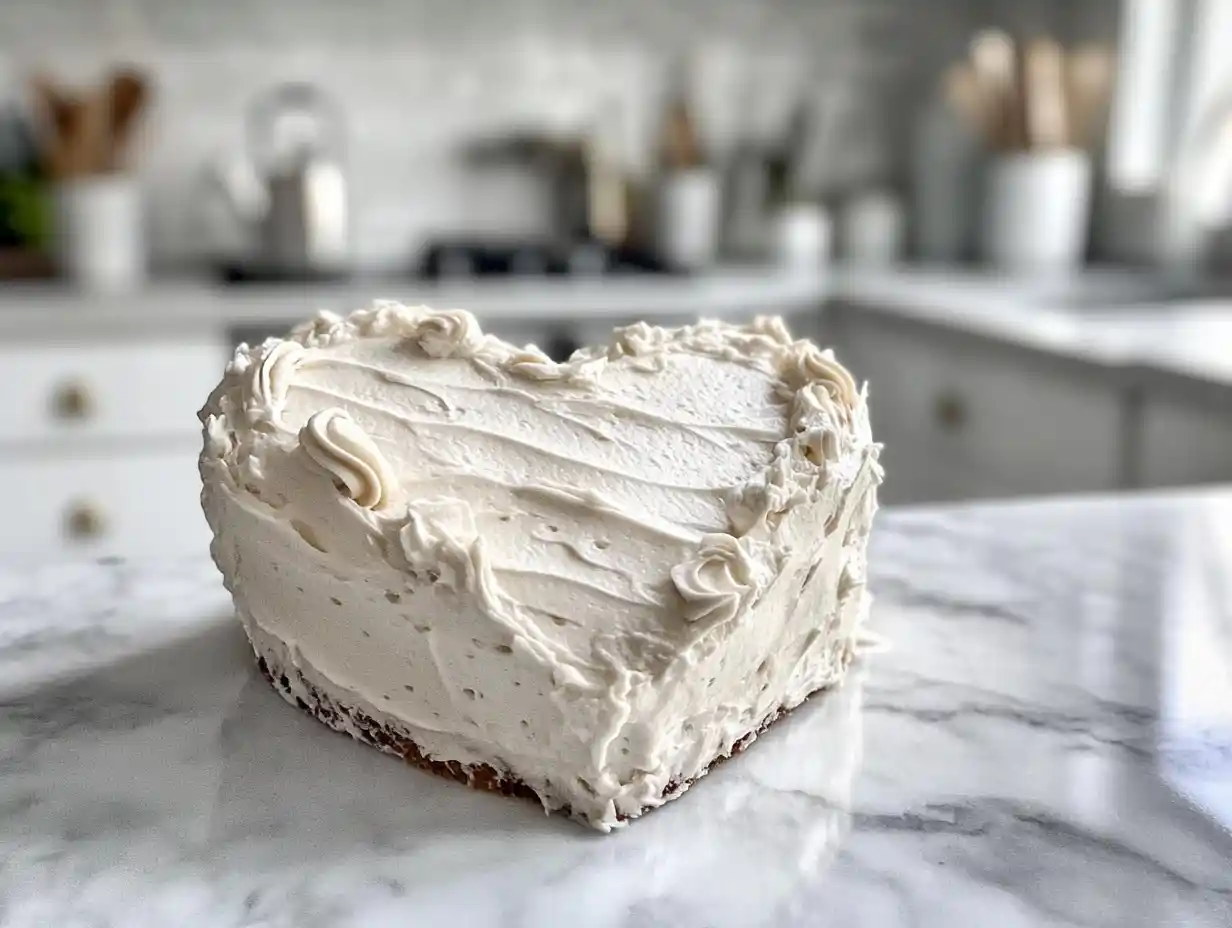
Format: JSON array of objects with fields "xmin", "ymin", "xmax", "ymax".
[
  {"xmin": 933, "ymin": 391, "xmax": 968, "ymax": 432},
  {"xmin": 52, "ymin": 380, "xmax": 95, "ymax": 421},
  {"xmin": 64, "ymin": 501, "xmax": 107, "ymax": 541}
]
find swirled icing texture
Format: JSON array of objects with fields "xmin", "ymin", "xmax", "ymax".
[
  {"xmin": 398, "ymin": 498, "xmax": 481, "ymax": 591},
  {"xmin": 198, "ymin": 303, "xmax": 882, "ymax": 830},
  {"xmin": 412, "ymin": 309, "xmax": 483, "ymax": 358},
  {"xmin": 245, "ymin": 340, "xmax": 304, "ymax": 428},
  {"xmin": 670, "ymin": 533, "xmax": 774, "ymax": 625},
  {"xmin": 299, "ymin": 408, "xmax": 395, "ymax": 510}
]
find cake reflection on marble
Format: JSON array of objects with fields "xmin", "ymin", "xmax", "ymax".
[{"xmin": 198, "ymin": 302, "xmax": 882, "ymax": 830}]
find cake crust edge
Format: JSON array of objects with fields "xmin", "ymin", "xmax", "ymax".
[{"xmin": 254, "ymin": 647, "xmax": 836, "ymax": 827}]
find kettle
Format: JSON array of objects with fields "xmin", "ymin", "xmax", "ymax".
[{"xmin": 214, "ymin": 83, "xmax": 349, "ymax": 273}]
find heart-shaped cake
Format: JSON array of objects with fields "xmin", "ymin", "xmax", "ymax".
[{"xmin": 198, "ymin": 303, "xmax": 882, "ymax": 830}]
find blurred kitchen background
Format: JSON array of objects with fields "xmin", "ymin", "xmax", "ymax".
[{"xmin": 2, "ymin": 0, "xmax": 1231, "ymax": 560}]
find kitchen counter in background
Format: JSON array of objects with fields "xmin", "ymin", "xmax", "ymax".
[
  {"xmin": 827, "ymin": 268, "xmax": 1232, "ymax": 505},
  {"xmin": 833, "ymin": 267, "xmax": 1232, "ymax": 391},
  {"xmin": 0, "ymin": 270, "xmax": 830, "ymax": 340},
  {"xmin": 1, "ymin": 488, "xmax": 1230, "ymax": 926},
  {"xmin": 3, "ymin": 264, "xmax": 1232, "ymax": 555},
  {"xmin": 3, "ymin": 266, "xmax": 1232, "ymax": 389}
]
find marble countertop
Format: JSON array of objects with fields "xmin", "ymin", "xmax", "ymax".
[
  {"xmin": 2, "ymin": 492, "xmax": 1232, "ymax": 927},
  {"xmin": 6, "ymin": 265, "xmax": 1232, "ymax": 394},
  {"xmin": 0, "ymin": 270, "xmax": 828, "ymax": 340},
  {"xmin": 834, "ymin": 267, "xmax": 1232, "ymax": 391}
]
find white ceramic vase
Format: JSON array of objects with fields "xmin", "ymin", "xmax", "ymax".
[
  {"xmin": 981, "ymin": 150, "xmax": 1092, "ymax": 273},
  {"xmin": 53, "ymin": 176, "xmax": 146, "ymax": 292}
]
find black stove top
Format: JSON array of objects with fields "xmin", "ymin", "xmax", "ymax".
[
  {"xmin": 212, "ymin": 240, "xmax": 680, "ymax": 287},
  {"xmin": 417, "ymin": 239, "xmax": 678, "ymax": 280}
]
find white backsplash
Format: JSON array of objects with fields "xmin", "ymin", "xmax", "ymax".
[{"xmin": 0, "ymin": 0, "xmax": 1115, "ymax": 271}]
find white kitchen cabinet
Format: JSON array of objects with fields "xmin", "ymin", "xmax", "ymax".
[
  {"xmin": 0, "ymin": 339, "xmax": 225, "ymax": 447},
  {"xmin": 1138, "ymin": 391, "xmax": 1232, "ymax": 487},
  {"xmin": 0, "ymin": 444, "xmax": 209, "ymax": 558},
  {"xmin": 0, "ymin": 334, "xmax": 227, "ymax": 558},
  {"xmin": 830, "ymin": 308, "xmax": 1126, "ymax": 504}
]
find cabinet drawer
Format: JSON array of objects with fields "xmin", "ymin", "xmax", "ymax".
[
  {"xmin": 0, "ymin": 446, "xmax": 211, "ymax": 558},
  {"xmin": 835, "ymin": 315, "xmax": 1124, "ymax": 504},
  {"xmin": 1139, "ymin": 393, "xmax": 1232, "ymax": 487},
  {"xmin": 0, "ymin": 339, "xmax": 227, "ymax": 446}
]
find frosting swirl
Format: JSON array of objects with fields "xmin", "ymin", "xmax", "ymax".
[
  {"xmin": 792, "ymin": 381, "xmax": 847, "ymax": 427},
  {"xmin": 747, "ymin": 315, "xmax": 794, "ymax": 345},
  {"xmin": 797, "ymin": 425, "xmax": 840, "ymax": 467},
  {"xmin": 398, "ymin": 498, "xmax": 480, "ymax": 590},
  {"xmin": 781, "ymin": 344, "xmax": 858, "ymax": 410},
  {"xmin": 290, "ymin": 302, "xmax": 435, "ymax": 348},
  {"xmin": 501, "ymin": 346, "xmax": 608, "ymax": 385},
  {"xmin": 498, "ymin": 345, "xmax": 578, "ymax": 382},
  {"xmin": 791, "ymin": 382, "xmax": 851, "ymax": 465},
  {"xmin": 246, "ymin": 340, "xmax": 305, "ymax": 427},
  {"xmin": 724, "ymin": 445, "xmax": 808, "ymax": 535},
  {"xmin": 608, "ymin": 321, "xmax": 670, "ymax": 359},
  {"xmin": 288, "ymin": 311, "xmax": 344, "ymax": 347},
  {"xmin": 412, "ymin": 309, "xmax": 483, "ymax": 358},
  {"xmin": 670, "ymin": 533, "xmax": 767, "ymax": 625},
  {"xmin": 299, "ymin": 408, "xmax": 396, "ymax": 510}
]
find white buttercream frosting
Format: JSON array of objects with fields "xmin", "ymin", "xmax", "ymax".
[
  {"xmin": 299, "ymin": 408, "xmax": 396, "ymax": 510},
  {"xmin": 780, "ymin": 343, "xmax": 859, "ymax": 408},
  {"xmin": 246, "ymin": 340, "xmax": 305, "ymax": 428},
  {"xmin": 670, "ymin": 533, "xmax": 774, "ymax": 626},
  {"xmin": 409, "ymin": 308, "xmax": 484, "ymax": 358},
  {"xmin": 199, "ymin": 303, "xmax": 883, "ymax": 831},
  {"xmin": 398, "ymin": 498, "xmax": 481, "ymax": 591}
]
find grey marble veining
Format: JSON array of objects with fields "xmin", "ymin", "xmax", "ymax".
[{"xmin": 2, "ymin": 492, "xmax": 1231, "ymax": 927}]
